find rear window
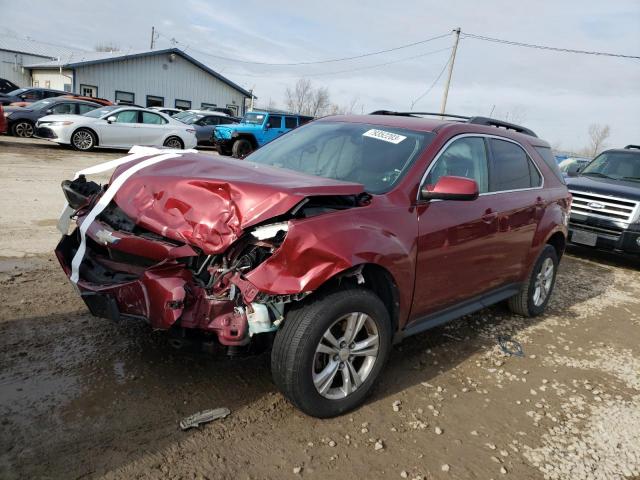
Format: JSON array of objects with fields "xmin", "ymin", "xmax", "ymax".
[
  {"xmin": 489, "ymin": 138, "xmax": 541, "ymax": 191},
  {"xmin": 535, "ymin": 146, "xmax": 565, "ymax": 184}
]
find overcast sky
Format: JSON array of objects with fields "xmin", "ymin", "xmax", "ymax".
[{"xmin": 1, "ymin": 0, "xmax": 638, "ymax": 150}]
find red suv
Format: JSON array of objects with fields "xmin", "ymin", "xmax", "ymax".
[{"xmin": 55, "ymin": 111, "xmax": 570, "ymax": 417}]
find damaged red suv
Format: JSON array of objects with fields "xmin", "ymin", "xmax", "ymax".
[{"xmin": 56, "ymin": 111, "xmax": 570, "ymax": 417}]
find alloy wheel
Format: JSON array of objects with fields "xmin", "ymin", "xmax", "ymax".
[
  {"xmin": 313, "ymin": 312, "xmax": 380, "ymax": 400},
  {"xmin": 15, "ymin": 122, "xmax": 34, "ymax": 137},
  {"xmin": 72, "ymin": 130, "xmax": 93, "ymax": 150},
  {"xmin": 164, "ymin": 137, "xmax": 182, "ymax": 149},
  {"xmin": 533, "ymin": 257, "xmax": 554, "ymax": 306}
]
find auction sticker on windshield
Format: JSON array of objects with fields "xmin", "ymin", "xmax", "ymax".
[{"xmin": 363, "ymin": 129, "xmax": 407, "ymax": 144}]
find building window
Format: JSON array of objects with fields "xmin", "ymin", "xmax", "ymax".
[
  {"xmin": 201, "ymin": 102, "xmax": 217, "ymax": 110},
  {"xmin": 226, "ymin": 104, "xmax": 238, "ymax": 116},
  {"xmin": 80, "ymin": 84, "xmax": 98, "ymax": 97},
  {"xmin": 33, "ymin": 80, "xmax": 39, "ymax": 87},
  {"xmin": 63, "ymin": 84, "xmax": 72, "ymax": 92},
  {"xmin": 115, "ymin": 90, "xmax": 135, "ymax": 105},
  {"xmin": 146, "ymin": 95, "xmax": 164, "ymax": 108},
  {"xmin": 175, "ymin": 99, "xmax": 191, "ymax": 110}
]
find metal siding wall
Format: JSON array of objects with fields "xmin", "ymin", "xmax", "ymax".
[
  {"xmin": 0, "ymin": 50, "xmax": 50, "ymax": 87},
  {"xmin": 74, "ymin": 54, "xmax": 247, "ymax": 111}
]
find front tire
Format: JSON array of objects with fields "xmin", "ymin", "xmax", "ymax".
[
  {"xmin": 71, "ymin": 128, "xmax": 96, "ymax": 151},
  {"xmin": 163, "ymin": 136, "xmax": 184, "ymax": 149},
  {"xmin": 271, "ymin": 288, "xmax": 392, "ymax": 418},
  {"xmin": 12, "ymin": 121, "xmax": 34, "ymax": 138},
  {"xmin": 508, "ymin": 245, "xmax": 558, "ymax": 317},
  {"xmin": 232, "ymin": 138, "xmax": 253, "ymax": 158}
]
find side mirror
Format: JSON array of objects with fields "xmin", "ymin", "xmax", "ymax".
[
  {"xmin": 265, "ymin": 123, "xmax": 271, "ymax": 129},
  {"xmin": 45, "ymin": 109, "xmax": 53, "ymax": 114},
  {"xmin": 566, "ymin": 165, "xmax": 581, "ymax": 177},
  {"xmin": 420, "ymin": 176, "xmax": 479, "ymax": 201},
  {"xmin": 106, "ymin": 116, "xmax": 117, "ymax": 123}
]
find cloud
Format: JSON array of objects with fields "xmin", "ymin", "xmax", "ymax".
[{"xmin": 2, "ymin": 0, "xmax": 638, "ymax": 149}]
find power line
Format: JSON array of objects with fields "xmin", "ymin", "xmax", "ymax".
[
  {"xmin": 410, "ymin": 49, "xmax": 453, "ymax": 109},
  {"xmin": 220, "ymin": 46, "xmax": 453, "ymax": 79},
  {"xmin": 462, "ymin": 32, "xmax": 640, "ymax": 60},
  {"xmin": 156, "ymin": 30, "xmax": 452, "ymax": 66}
]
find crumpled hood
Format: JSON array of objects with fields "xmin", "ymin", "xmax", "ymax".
[{"xmin": 110, "ymin": 153, "xmax": 364, "ymax": 254}]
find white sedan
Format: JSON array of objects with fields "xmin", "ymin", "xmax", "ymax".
[{"xmin": 34, "ymin": 105, "xmax": 197, "ymax": 151}]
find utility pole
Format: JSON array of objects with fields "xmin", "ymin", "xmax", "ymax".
[
  {"xmin": 439, "ymin": 27, "xmax": 461, "ymax": 117},
  {"xmin": 150, "ymin": 26, "xmax": 155, "ymax": 50}
]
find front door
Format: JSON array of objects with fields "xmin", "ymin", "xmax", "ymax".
[
  {"xmin": 412, "ymin": 135, "xmax": 499, "ymax": 319},
  {"xmin": 261, "ymin": 115, "xmax": 283, "ymax": 145},
  {"xmin": 138, "ymin": 111, "xmax": 169, "ymax": 146},
  {"xmin": 99, "ymin": 109, "xmax": 140, "ymax": 147}
]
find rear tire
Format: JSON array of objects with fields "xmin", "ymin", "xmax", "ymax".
[
  {"xmin": 508, "ymin": 245, "xmax": 558, "ymax": 317},
  {"xmin": 232, "ymin": 138, "xmax": 253, "ymax": 158},
  {"xmin": 163, "ymin": 136, "xmax": 184, "ymax": 149},
  {"xmin": 12, "ymin": 121, "xmax": 34, "ymax": 138},
  {"xmin": 70, "ymin": 128, "xmax": 96, "ymax": 151},
  {"xmin": 271, "ymin": 288, "xmax": 392, "ymax": 418}
]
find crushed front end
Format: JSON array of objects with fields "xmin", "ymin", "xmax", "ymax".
[{"xmin": 55, "ymin": 151, "xmax": 367, "ymax": 352}]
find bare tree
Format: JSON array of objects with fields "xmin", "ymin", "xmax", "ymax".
[
  {"xmin": 95, "ymin": 42, "xmax": 120, "ymax": 52},
  {"xmin": 586, "ymin": 124, "xmax": 611, "ymax": 157},
  {"xmin": 285, "ymin": 78, "xmax": 313, "ymax": 115}
]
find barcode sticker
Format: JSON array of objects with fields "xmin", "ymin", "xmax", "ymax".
[{"xmin": 362, "ymin": 129, "xmax": 407, "ymax": 144}]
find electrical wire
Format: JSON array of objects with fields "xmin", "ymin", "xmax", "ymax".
[
  {"xmin": 156, "ymin": 30, "xmax": 452, "ymax": 66},
  {"xmin": 410, "ymin": 49, "xmax": 453, "ymax": 109},
  {"xmin": 219, "ymin": 46, "xmax": 454, "ymax": 79},
  {"xmin": 462, "ymin": 32, "xmax": 640, "ymax": 60}
]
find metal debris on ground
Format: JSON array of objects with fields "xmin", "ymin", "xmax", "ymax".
[
  {"xmin": 497, "ymin": 335, "xmax": 524, "ymax": 357},
  {"xmin": 179, "ymin": 407, "xmax": 231, "ymax": 430}
]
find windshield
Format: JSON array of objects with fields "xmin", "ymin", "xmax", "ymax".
[
  {"xmin": 581, "ymin": 151, "xmax": 640, "ymax": 181},
  {"xmin": 181, "ymin": 114, "xmax": 204, "ymax": 125},
  {"xmin": 242, "ymin": 112, "xmax": 266, "ymax": 125},
  {"xmin": 173, "ymin": 111, "xmax": 194, "ymax": 121},
  {"xmin": 83, "ymin": 105, "xmax": 118, "ymax": 118},
  {"xmin": 245, "ymin": 121, "xmax": 435, "ymax": 194},
  {"xmin": 6, "ymin": 88, "xmax": 28, "ymax": 96}
]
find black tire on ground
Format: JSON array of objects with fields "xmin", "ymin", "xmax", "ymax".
[
  {"xmin": 231, "ymin": 138, "xmax": 253, "ymax": 158},
  {"xmin": 12, "ymin": 121, "xmax": 34, "ymax": 138},
  {"xmin": 70, "ymin": 128, "xmax": 97, "ymax": 151},
  {"xmin": 508, "ymin": 244, "xmax": 559, "ymax": 317},
  {"xmin": 163, "ymin": 136, "xmax": 184, "ymax": 149},
  {"xmin": 271, "ymin": 288, "xmax": 392, "ymax": 418}
]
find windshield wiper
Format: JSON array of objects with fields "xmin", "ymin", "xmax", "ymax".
[{"xmin": 621, "ymin": 176, "xmax": 640, "ymax": 183}]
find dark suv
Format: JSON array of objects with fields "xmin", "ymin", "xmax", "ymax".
[
  {"xmin": 55, "ymin": 112, "xmax": 570, "ymax": 417},
  {"xmin": 566, "ymin": 145, "xmax": 640, "ymax": 254}
]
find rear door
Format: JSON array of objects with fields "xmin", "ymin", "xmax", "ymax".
[
  {"xmin": 485, "ymin": 137, "xmax": 544, "ymax": 284},
  {"xmin": 195, "ymin": 115, "xmax": 220, "ymax": 144},
  {"xmin": 138, "ymin": 111, "xmax": 169, "ymax": 146}
]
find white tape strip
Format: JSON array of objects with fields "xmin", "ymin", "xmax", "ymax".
[{"xmin": 65, "ymin": 145, "xmax": 195, "ymax": 284}]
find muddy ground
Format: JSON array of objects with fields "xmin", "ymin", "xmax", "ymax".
[{"xmin": 0, "ymin": 136, "xmax": 639, "ymax": 480}]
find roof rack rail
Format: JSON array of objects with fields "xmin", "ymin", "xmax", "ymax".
[
  {"xmin": 624, "ymin": 144, "xmax": 640, "ymax": 150},
  {"xmin": 369, "ymin": 110, "xmax": 470, "ymax": 120},
  {"xmin": 467, "ymin": 116, "xmax": 537, "ymax": 138}
]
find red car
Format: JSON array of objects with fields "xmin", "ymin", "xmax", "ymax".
[
  {"xmin": 0, "ymin": 104, "xmax": 6, "ymax": 134},
  {"xmin": 55, "ymin": 111, "xmax": 570, "ymax": 417}
]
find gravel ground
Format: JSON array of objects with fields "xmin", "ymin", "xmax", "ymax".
[{"xmin": 0, "ymin": 136, "xmax": 639, "ymax": 480}]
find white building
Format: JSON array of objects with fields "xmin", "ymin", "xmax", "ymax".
[
  {"xmin": 25, "ymin": 48, "xmax": 252, "ymax": 115},
  {"xmin": 0, "ymin": 36, "xmax": 77, "ymax": 88}
]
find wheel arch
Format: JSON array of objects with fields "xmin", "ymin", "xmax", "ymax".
[
  {"xmin": 546, "ymin": 230, "xmax": 567, "ymax": 259},
  {"xmin": 235, "ymin": 133, "xmax": 258, "ymax": 149}
]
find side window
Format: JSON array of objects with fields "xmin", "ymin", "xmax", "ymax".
[
  {"xmin": 425, "ymin": 137, "xmax": 489, "ymax": 193},
  {"xmin": 284, "ymin": 116, "xmax": 298, "ymax": 129},
  {"xmin": 22, "ymin": 90, "xmax": 40, "ymax": 100},
  {"xmin": 51, "ymin": 103, "xmax": 75, "ymax": 114},
  {"xmin": 200, "ymin": 116, "xmax": 219, "ymax": 126},
  {"xmin": 267, "ymin": 115, "xmax": 282, "ymax": 128},
  {"xmin": 115, "ymin": 110, "xmax": 139, "ymax": 123},
  {"xmin": 534, "ymin": 146, "xmax": 564, "ymax": 184},
  {"xmin": 78, "ymin": 104, "xmax": 97, "ymax": 114},
  {"xmin": 489, "ymin": 139, "xmax": 540, "ymax": 191},
  {"xmin": 141, "ymin": 112, "xmax": 166, "ymax": 124}
]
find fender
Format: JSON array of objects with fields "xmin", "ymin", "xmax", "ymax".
[{"xmin": 245, "ymin": 204, "xmax": 418, "ymax": 325}]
